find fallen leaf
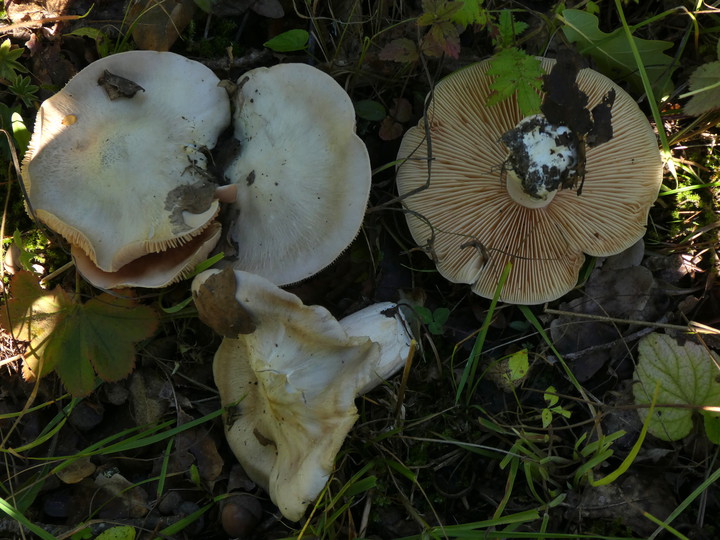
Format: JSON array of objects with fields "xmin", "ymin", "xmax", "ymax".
[
  {"xmin": 128, "ymin": 0, "xmax": 196, "ymax": 52},
  {"xmin": 56, "ymin": 457, "xmax": 97, "ymax": 484},
  {"xmin": 379, "ymin": 38, "xmax": 419, "ymax": 63},
  {"xmin": 633, "ymin": 333, "xmax": 720, "ymax": 442}
]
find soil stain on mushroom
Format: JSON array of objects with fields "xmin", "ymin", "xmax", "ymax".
[
  {"xmin": 502, "ymin": 52, "xmax": 617, "ymax": 199},
  {"xmin": 97, "ymin": 70, "xmax": 145, "ymax": 100},
  {"xmin": 165, "ymin": 181, "xmax": 216, "ymax": 233}
]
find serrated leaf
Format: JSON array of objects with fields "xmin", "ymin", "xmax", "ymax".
[
  {"xmin": 81, "ymin": 294, "xmax": 158, "ymax": 381},
  {"xmin": 0, "ymin": 271, "xmax": 158, "ymax": 396},
  {"xmin": 486, "ymin": 48, "xmax": 544, "ymax": 116},
  {"xmin": 263, "ymin": 29, "xmax": 309, "ymax": 52},
  {"xmin": 495, "ymin": 10, "xmax": 527, "ymax": 48},
  {"xmin": 0, "ymin": 271, "xmax": 72, "ymax": 377},
  {"xmin": 0, "ymin": 38, "xmax": 27, "ymax": 79},
  {"xmin": 419, "ymin": 0, "xmax": 463, "ymax": 26},
  {"xmin": 683, "ymin": 61, "xmax": 720, "ymax": 116},
  {"xmin": 421, "ymin": 21, "xmax": 461, "ymax": 58},
  {"xmin": 560, "ymin": 9, "xmax": 676, "ymax": 97},
  {"xmin": 449, "ymin": 0, "xmax": 487, "ymax": 27},
  {"xmin": 633, "ymin": 333, "xmax": 720, "ymax": 442},
  {"xmin": 379, "ymin": 38, "xmax": 419, "ymax": 63}
]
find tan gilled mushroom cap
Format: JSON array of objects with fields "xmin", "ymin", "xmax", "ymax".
[
  {"xmin": 22, "ymin": 50, "xmax": 230, "ymax": 281},
  {"xmin": 225, "ymin": 63, "xmax": 371, "ymax": 285},
  {"xmin": 396, "ymin": 58, "xmax": 663, "ymax": 305}
]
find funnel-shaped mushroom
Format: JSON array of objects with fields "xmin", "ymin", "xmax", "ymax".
[
  {"xmin": 396, "ymin": 57, "xmax": 663, "ymax": 304},
  {"xmin": 223, "ymin": 63, "xmax": 372, "ymax": 285},
  {"xmin": 22, "ymin": 50, "xmax": 231, "ymax": 287},
  {"xmin": 192, "ymin": 269, "xmax": 412, "ymax": 521}
]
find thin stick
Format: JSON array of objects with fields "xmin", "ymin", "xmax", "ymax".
[{"xmin": 544, "ymin": 308, "xmax": 719, "ymax": 334}]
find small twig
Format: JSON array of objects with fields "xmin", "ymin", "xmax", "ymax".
[{"xmin": 544, "ymin": 308, "xmax": 720, "ymax": 334}]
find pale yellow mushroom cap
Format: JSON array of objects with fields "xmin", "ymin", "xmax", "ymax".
[{"xmin": 396, "ymin": 57, "xmax": 663, "ymax": 305}]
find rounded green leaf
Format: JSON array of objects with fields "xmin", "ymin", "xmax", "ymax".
[
  {"xmin": 633, "ymin": 333, "xmax": 720, "ymax": 442},
  {"xmin": 95, "ymin": 526, "xmax": 136, "ymax": 540},
  {"xmin": 263, "ymin": 29, "xmax": 309, "ymax": 52}
]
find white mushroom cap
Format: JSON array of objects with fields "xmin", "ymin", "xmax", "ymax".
[
  {"xmin": 193, "ymin": 269, "xmax": 411, "ymax": 521},
  {"xmin": 22, "ymin": 51, "xmax": 230, "ymax": 278},
  {"xmin": 225, "ymin": 63, "xmax": 372, "ymax": 285},
  {"xmin": 396, "ymin": 57, "xmax": 663, "ymax": 305}
]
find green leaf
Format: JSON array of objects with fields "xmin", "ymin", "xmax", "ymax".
[
  {"xmin": 485, "ymin": 48, "xmax": 544, "ymax": 116},
  {"xmin": 449, "ymin": 0, "xmax": 487, "ymax": 27},
  {"xmin": 683, "ymin": 61, "xmax": 720, "ymax": 116},
  {"xmin": 633, "ymin": 333, "xmax": 720, "ymax": 442},
  {"xmin": 495, "ymin": 10, "xmax": 528, "ymax": 48},
  {"xmin": 506, "ymin": 349, "xmax": 529, "ymax": 381},
  {"xmin": 0, "ymin": 271, "xmax": 158, "ymax": 396},
  {"xmin": 95, "ymin": 526, "xmax": 136, "ymax": 540},
  {"xmin": 193, "ymin": 0, "xmax": 220, "ymax": 13},
  {"xmin": 418, "ymin": 0, "xmax": 464, "ymax": 26},
  {"xmin": 541, "ymin": 408, "xmax": 552, "ymax": 429},
  {"xmin": 81, "ymin": 294, "xmax": 158, "ymax": 381},
  {"xmin": 0, "ymin": 38, "xmax": 27, "ymax": 79},
  {"xmin": 354, "ymin": 99, "xmax": 386, "ymax": 122},
  {"xmin": 263, "ymin": 29, "xmax": 309, "ymax": 52},
  {"xmin": 0, "ymin": 271, "xmax": 72, "ymax": 377},
  {"xmin": 544, "ymin": 386, "xmax": 559, "ymax": 408},
  {"xmin": 11, "ymin": 111, "xmax": 30, "ymax": 154},
  {"xmin": 8, "ymin": 76, "xmax": 38, "ymax": 107},
  {"xmin": 559, "ymin": 9, "xmax": 676, "ymax": 96}
]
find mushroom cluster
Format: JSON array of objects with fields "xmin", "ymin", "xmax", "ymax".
[
  {"xmin": 193, "ymin": 269, "xmax": 413, "ymax": 521},
  {"xmin": 22, "ymin": 50, "xmax": 410, "ymax": 523},
  {"xmin": 396, "ymin": 57, "xmax": 663, "ymax": 305},
  {"xmin": 22, "ymin": 52, "xmax": 372, "ymax": 289}
]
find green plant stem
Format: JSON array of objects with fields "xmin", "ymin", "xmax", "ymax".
[{"xmin": 614, "ymin": 0, "xmax": 670, "ymax": 156}]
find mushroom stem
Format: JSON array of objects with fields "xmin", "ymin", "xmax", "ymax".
[
  {"xmin": 501, "ymin": 114, "xmax": 581, "ymax": 209},
  {"xmin": 504, "ymin": 169, "xmax": 557, "ymax": 208}
]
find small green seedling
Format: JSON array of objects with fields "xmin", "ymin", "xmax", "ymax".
[
  {"xmin": 416, "ymin": 306, "xmax": 450, "ymax": 335},
  {"xmin": 541, "ymin": 386, "xmax": 572, "ymax": 429},
  {"xmin": 633, "ymin": 332, "xmax": 720, "ymax": 444}
]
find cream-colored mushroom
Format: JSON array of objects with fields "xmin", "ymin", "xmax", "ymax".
[
  {"xmin": 192, "ymin": 269, "xmax": 412, "ymax": 521},
  {"xmin": 396, "ymin": 57, "xmax": 663, "ymax": 305},
  {"xmin": 222, "ymin": 63, "xmax": 372, "ymax": 285},
  {"xmin": 22, "ymin": 50, "xmax": 231, "ymax": 288}
]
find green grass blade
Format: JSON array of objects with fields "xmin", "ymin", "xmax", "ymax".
[
  {"xmin": 456, "ymin": 261, "xmax": 512, "ymax": 404},
  {"xmin": 0, "ymin": 496, "xmax": 57, "ymax": 539}
]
